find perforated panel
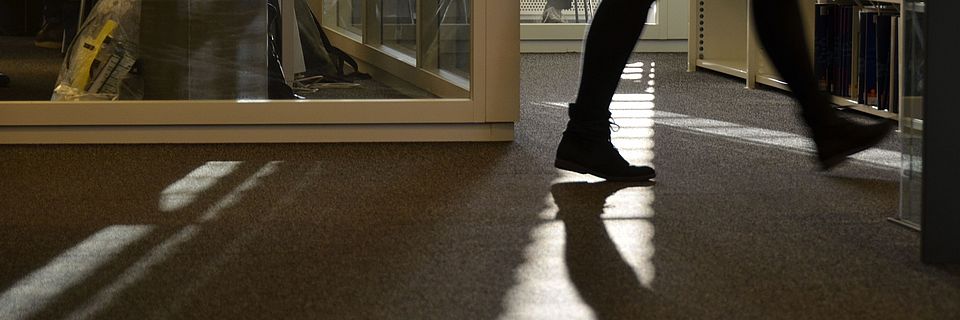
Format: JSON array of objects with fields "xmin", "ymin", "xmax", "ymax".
[{"xmin": 519, "ymin": 0, "xmax": 603, "ymax": 21}]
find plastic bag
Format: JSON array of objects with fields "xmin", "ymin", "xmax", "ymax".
[{"xmin": 53, "ymin": 0, "xmax": 141, "ymax": 101}]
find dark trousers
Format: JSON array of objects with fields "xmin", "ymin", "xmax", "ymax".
[{"xmin": 573, "ymin": 0, "xmax": 835, "ymax": 128}]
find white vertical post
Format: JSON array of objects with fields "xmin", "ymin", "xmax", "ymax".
[{"xmin": 281, "ymin": 0, "xmax": 307, "ymax": 84}]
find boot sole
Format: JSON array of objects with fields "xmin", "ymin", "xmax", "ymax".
[{"xmin": 554, "ymin": 159, "xmax": 656, "ymax": 182}]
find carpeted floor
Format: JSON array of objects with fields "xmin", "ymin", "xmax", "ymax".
[
  {"xmin": 0, "ymin": 53, "xmax": 957, "ymax": 319},
  {"xmin": 0, "ymin": 36, "xmax": 63, "ymax": 101}
]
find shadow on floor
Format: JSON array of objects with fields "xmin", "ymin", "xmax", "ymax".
[{"xmin": 0, "ymin": 142, "xmax": 558, "ymax": 320}]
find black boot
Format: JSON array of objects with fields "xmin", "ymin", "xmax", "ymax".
[
  {"xmin": 811, "ymin": 116, "xmax": 893, "ymax": 171},
  {"xmin": 555, "ymin": 104, "xmax": 656, "ymax": 181}
]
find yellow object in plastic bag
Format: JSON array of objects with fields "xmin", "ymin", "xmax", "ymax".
[{"xmin": 70, "ymin": 20, "xmax": 119, "ymax": 90}]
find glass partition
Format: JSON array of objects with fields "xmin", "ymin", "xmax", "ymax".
[
  {"xmin": 897, "ymin": 0, "xmax": 925, "ymax": 230},
  {"xmin": 381, "ymin": 0, "xmax": 417, "ymax": 58},
  {"xmin": 436, "ymin": 0, "xmax": 471, "ymax": 80},
  {"xmin": 0, "ymin": 0, "xmax": 515, "ymax": 144},
  {"xmin": 0, "ymin": 0, "xmax": 472, "ymax": 103},
  {"xmin": 320, "ymin": 0, "xmax": 472, "ymax": 96}
]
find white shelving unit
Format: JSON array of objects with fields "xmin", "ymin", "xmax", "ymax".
[{"xmin": 689, "ymin": 0, "xmax": 903, "ymax": 121}]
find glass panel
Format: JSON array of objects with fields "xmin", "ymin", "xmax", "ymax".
[
  {"xmin": 1, "ymin": 0, "xmax": 472, "ymax": 102},
  {"xmin": 0, "ymin": 0, "xmax": 269, "ymax": 101},
  {"xmin": 521, "ymin": 0, "xmax": 656, "ymax": 24},
  {"xmin": 437, "ymin": 0, "xmax": 471, "ymax": 80},
  {"xmin": 899, "ymin": 0, "xmax": 925, "ymax": 227},
  {"xmin": 381, "ymin": 0, "xmax": 417, "ymax": 57},
  {"xmin": 321, "ymin": 0, "xmax": 362, "ymax": 36}
]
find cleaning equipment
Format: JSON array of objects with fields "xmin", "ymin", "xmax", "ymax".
[
  {"xmin": 53, "ymin": 0, "xmax": 141, "ymax": 101},
  {"xmin": 69, "ymin": 20, "xmax": 119, "ymax": 91}
]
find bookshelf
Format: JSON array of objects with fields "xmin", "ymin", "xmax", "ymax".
[{"xmin": 689, "ymin": 0, "xmax": 903, "ymax": 121}]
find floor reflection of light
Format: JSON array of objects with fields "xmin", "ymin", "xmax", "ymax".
[
  {"xmin": 0, "ymin": 225, "xmax": 155, "ymax": 320},
  {"xmin": 621, "ymin": 67, "xmax": 646, "ymax": 80},
  {"xmin": 502, "ymin": 61, "xmax": 658, "ymax": 319},
  {"xmin": 64, "ymin": 226, "xmax": 202, "ymax": 320},
  {"xmin": 63, "ymin": 162, "xmax": 283, "ymax": 320},
  {"xmin": 653, "ymin": 111, "xmax": 900, "ymax": 168},
  {"xmin": 0, "ymin": 161, "xmax": 283, "ymax": 320},
  {"xmin": 500, "ymin": 221, "xmax": 596, "ymax": 319},
  {"xmin": 612, "ymin": 93, "xmax": 655, "ymax": 102},
  {"xmin": 160, "ymin": 161, "xmax": 243, "ymax": 212}
]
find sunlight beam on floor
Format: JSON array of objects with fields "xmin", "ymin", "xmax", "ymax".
[
  {"xmin": 0, "ymin": 225, "xmax": 154, "ymax": 320},
  {"xmin": 502, "ymin": 60, "xmax": 659, "ymax": 319},
  {"xmin": 160, "ymin": 161, "xmax": 243, "ymax": 212}
]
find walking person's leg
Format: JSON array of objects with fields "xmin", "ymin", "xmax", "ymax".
[
  {"xmin": 751, "ymin": 1, "xmax": 891, "ymax": 170},
  {"xmin": 554, "ymin": 0, "xmax": 657, "ymax": 181}
]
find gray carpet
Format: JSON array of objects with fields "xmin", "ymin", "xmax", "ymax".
[
  {"xmin": 0, "ymin": 53, "xmax": 957, "ymax": 320},
  {"xmin": 0, "ymin": 36, "xmax": 63, "ymax": 101}
]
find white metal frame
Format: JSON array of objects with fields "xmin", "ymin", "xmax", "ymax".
[{"xmin": 0, "ymin": 0, "xmax": 520, "ymax": 144}]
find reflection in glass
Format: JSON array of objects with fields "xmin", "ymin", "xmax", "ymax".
[
  {"xmin": 1, "ymin": 0, "xmax": 473, "ymax": 102},
  {"xmin": 322, "ymin": 0, "xmax": 362, "ymax": 36},
  {"xmin": 381, "ymin": 0, "xmax": 418, "ymax": 57},
  {"xmin": 437, "ymin": 0, "xmax": 471, "ymax": 80},
  {"xmin": 0, "ymin": 0, "xmax": 270, "ymax": 101}
]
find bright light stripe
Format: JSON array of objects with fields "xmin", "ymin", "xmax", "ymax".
[
  {"xmin": 0, "ymin": 225, "xmax": 154, "ymax": 320},
  {"xmin": 499, "ymin": 222, "xmax": 596, "ymax": 320},
  {"xmin": 610, "ymin": 101, "xmax": 655, "ymax": 110},
  {"xmin": 501, "ymin": 181, "xmax": 658, "ymax": 319},
  {"xmin": 611, "ymin": 109, "xmax": 655, "ymax": 118},
  {"xmin": 607, "ymin": 220, "xmax": 656, "ymax": 288},
  {"xmin": 198, "ymin": 162, "xmax": 281, "ymax": 222},
  {"xmin": 612, "ymin": 93, "xmax": 655, "ymax": 102},
  {"xmin": 64, "ymin": 162, "xmax": 283, "ymax": 320},
  {"xmin": 502, "ymin": 61, "xmax": 658, "ymax": 318},
  {"xmin": 64, "ymin": 226, "xmax": 201, "ymax": 320},
  {"xmin": 160, "ymin": 161, "xmax": 243, "ymax": 212},
  {"xmin": 602, "ymin": 188, "xmax": 656, "ymax": 219},
  {"xmin": 652, "ymin": 110, "xmax": 900, "ymax": 168},
  {"xmin": 534, "ymin": 102, "xmax": 898, "ymax": 169}
]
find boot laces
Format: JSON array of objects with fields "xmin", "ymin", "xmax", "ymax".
[{"xmin": 608, "ymin": 118, "xmax": 621, "ymax": 133}]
